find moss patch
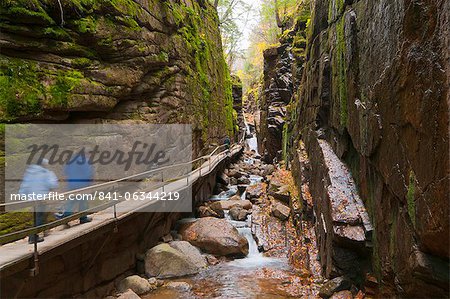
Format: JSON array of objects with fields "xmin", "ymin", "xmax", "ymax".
[
  {"xmin": 0, "ymin": 57, "xmax": 84, "ymax": 120},
  {"xmin": 0, "ymin": 212, "xmax": 33, "ymax": 236},
  {"xmin": 334, "ymin": 16, "xmax": 348, "ymax": 126},
  {"xmin": 407, "ymin": 170, "xmax": 416, "ymax": 227}
]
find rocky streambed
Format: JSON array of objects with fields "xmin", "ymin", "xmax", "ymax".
[{"xmin": 104, "ymin": 132, "xmax": 365, "ymax": 299}]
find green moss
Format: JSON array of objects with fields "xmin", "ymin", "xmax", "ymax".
[
  {"xmin": 389, "ymin": 209, "xmax": 398, "ymax": 262},
  {"xmin": 335, "ymin": 16, "xmax": 348, "ymax": 126},
  {"xmin": 0, "ymin": 57, "xmax": 84, "ymax": 120},
  {"xmin": 5, "ymin": 6, "xmax": 54, "ymax": 25},
  {"xmin": 48, "ymin": 70, "xmax": 83, "ymax": 107},
  {"xmin": 167, "ymin": 0, "xmax": 234, "ymax": 139},
  {"xmin": 72, "ymin": 57, "xmax": 92, "ymax": 68},
  {"xmin": 114, "ymin": 15, "xmax": 140, "ymax": 30},
  {"xmin": 43, "ymin": 27, "xmax": 72, "ymax": 41},
  {"xmin": 0, "ymin": 212, "xmax": 33, "ymax": 236},
  {"xmin": 328, "ymin": 0, "xmax": 345, "ymax": 24},
  {"xmin": 0, "ymin": 58, "xmax": 44, "ymax": 120},
  {"xmin": 282, "ymin": 123, "xmax": 288, "ymax": 161},
  {"xmin": 407, "ymin": 170, "xmax": 416, "ymax": 227},
  {"xmin": 73, "ymin": 16, "xmax": 98, "ymax": 34}
]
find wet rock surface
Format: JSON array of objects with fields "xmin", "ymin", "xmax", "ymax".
[
  {"xmin": 179, "ymin": 217, "xmax": 249, "ymax": 257},
  {"xmin": 142, "ymin": 139, "xmax": 324, "ymax": 299},
  {"xmin": 0, "ymin": 0, "xmax": 235, "ymax": 155},
  {"xmin": 284, "ymin": 0, "xmax": 449, "ymax": 295},
  {"xmin": 319, "ymin": 277, "xmax": 352, "ymax": 299},
  {"xmin": 258, "ymin": 45, "xmax": 294, "ymax": 162},
  {"xmin": 117, "ymin": 275, "xmax": 154, "ymax": 295},
  {"xmin": 144, "ymin": 243, "xmax": 200, "ymax": 278},
  {"xmin": 116, "ymin": 289, "xmax": 141, "ymax": 299},
  {"xmin": 271, "ymin": 201, "xmax": 291, "ymax": 221},
  {"xmin": 169, "ymin": 241, "xmax": 208, "ymax": 269}
]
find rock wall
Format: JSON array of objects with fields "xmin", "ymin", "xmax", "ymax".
[
  {"xmin": 0, "ymin": 0, "xmax": 236, "ymax": 154},
  {"xmin": 257, "ymin": 5, "xmax": 310, "ymax": 164},
  {"xmin": 231, "ymin": 75, "xmax": 245, "ymax": 141},
  {"xmin": 290, "ymin": 0, "xmax": 449, "ymax": 296},
  {"xmin": 258, "ymin": 45, "xmax": 293, "ymax": 162}
]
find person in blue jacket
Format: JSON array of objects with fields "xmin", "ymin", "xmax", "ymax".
[
  {"xmin": 19, "ymin": 159, "xmax": 58, "ymax": 243},
  {"xmin": 57, "ymin": 153, "xmax": 93, "ymax": 224}
]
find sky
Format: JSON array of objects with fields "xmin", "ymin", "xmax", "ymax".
[{"xmin": 237, "ymin": 0, "xmax": 262, "ymax": 51}]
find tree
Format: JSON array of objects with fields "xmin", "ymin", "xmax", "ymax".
[{"xmin": 211, "ymin": 0, "xmax": 252, "ymax": 69}]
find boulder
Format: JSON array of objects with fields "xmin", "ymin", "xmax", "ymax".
[
  {"xmin": 180, "ymin": 217, "xmax": 249, "ymax": 256},
  {"xmin": 217, "ymin": 172, "xmax": 230, "ymax": 185},
  {"xmin": 147, "ymin": 277, "xmax": 159, "ymax": 289},
  {"xmin": 161, "ymin": 234, "xmax": 173, "ymax": 243},
  {"xmin": 262, "ymin": 164, "xmax": 275, "ymax": 176},
  {"xmin": 204, "ymin": 254, "xmax": 219, "ymax": 265},
  {"xmin": 329, "ymin": 290, "xmax": 353, "ymax": 299},
  {"xmin": 144, "ymin": 243, "xmax": 199, "ymax": 278},
  {"xmin": 229, "ymin": 206, "xmax": 248, "ymax": 221},
  {"xmin": 271, "ymin": 201, "xmax": 291, "ymax": 221},
  {"xmin": 319, "ymin": 277, "xmax": 352, "ymax": 299},
  {"xmin": 237, "ymin": 177, "xmax": 251, "ymax": 185},
  {"xmin": 198, "ymin": 205, "xmax": 224, "ymax": 218},
  {"xmin": 269, "ymin": 184, "xmax": 291, "ymax": 204},
  {"xmin": 209, "ymin": 199, "xmax": 252, "ymax": 211},
  {"xmin": 246, "ymin": 183, "xmax": 265, "ymax": 200},
  {"xmin": 117, "ymin": 275, "xmax": 154, "ymax": 295},
  {"xmin": 117, "ymin": 289, "xmax": 141, "ymax": 299},
  {"xmin": 229, "ymin": 194, "xmax": 242, "ymax": 201},
  {"xmin": 164, "ymin": 282, "xmax": 191, "ymax": 292},
  {"xmin": 237, "ymin": 185, "xmax": 247, "ymax": 194},
  {"xmin": 169, "ymin": 241, "xmax": 208, "ymax": 268}
]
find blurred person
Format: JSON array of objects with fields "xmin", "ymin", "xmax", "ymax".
[
  {"xmin": 19, "ymin": 159, "xmax": 58, "ymax": 244},
  {"xmin": 57, "ymin": 152, "xmax": 93, "ymax": 224}
]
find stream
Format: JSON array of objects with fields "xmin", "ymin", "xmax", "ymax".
[{"xmin": 144, "ymin": 122, "xmax": 320, "ymax": 298}]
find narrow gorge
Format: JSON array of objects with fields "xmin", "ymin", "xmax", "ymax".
[{"xmin": 0, "ymin": 0, "xmax": 448, "ymax": 298}]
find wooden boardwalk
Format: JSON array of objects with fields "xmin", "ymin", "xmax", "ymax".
[{"xmin": 0, "ymin": 144, "xmax": 242, "ymax": 272}]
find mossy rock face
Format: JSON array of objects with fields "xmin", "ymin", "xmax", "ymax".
[{"xmin": 0, "ymin": 0, "xmax": 235, "ymax": 146}]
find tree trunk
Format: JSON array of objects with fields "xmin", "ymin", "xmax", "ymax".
[{"xmin": 214, "ymin": 0, "xmax": 219, "ymax": 9}]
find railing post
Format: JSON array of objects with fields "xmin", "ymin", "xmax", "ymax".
[
  {"xmin": 161, "ymin": 171, "xmax": 165, "ymax": 192},
  {"xmin": 113, "ymin": 204, "xmax": 118, "ymax": 233},
  {"xmin": 31, "ymin": 204, "xmax": 39, "ymax": 277}
]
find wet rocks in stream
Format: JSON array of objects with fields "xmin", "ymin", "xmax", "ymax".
[
  {"xmin": 197, "ymin": 205, "xmax": 224, "ymax": 219},
  {"xmin": 117, "ymin": 275, "xmax": 155, "ymax": 295},
  {"xmin": 144, "ymin": 243, "xmax": 201, "ymax": 278},
  {"xmin": 229, "ymin": 206, "xmax": 250, "ymax": 221},
  {"xmin": 209, "ymin": 198, "xmax": 252, "ymax": 211},
  {"xmin": 116, "ymin": 289, "xmax": 141, "ymax": 299},
  {"xmin": 271, "ymin": 200, "xmax": 291, "ymax": 221},
  {"xmin": 179, "ymin": 217, "xmax": 249, "ymax": 257}
]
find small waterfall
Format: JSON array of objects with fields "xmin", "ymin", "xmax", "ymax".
[
  {"xmin": 237, "ymin": 227, "xmax": 260, "ymax": 257},
  {"xmin": 244, "ymin": 121, "xmax": 259, "ymax": 154}
]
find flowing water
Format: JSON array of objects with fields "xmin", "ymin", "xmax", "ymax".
[{"xmin": 145, "ymin": 122, "xmax": 316, "ymax": 298}]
